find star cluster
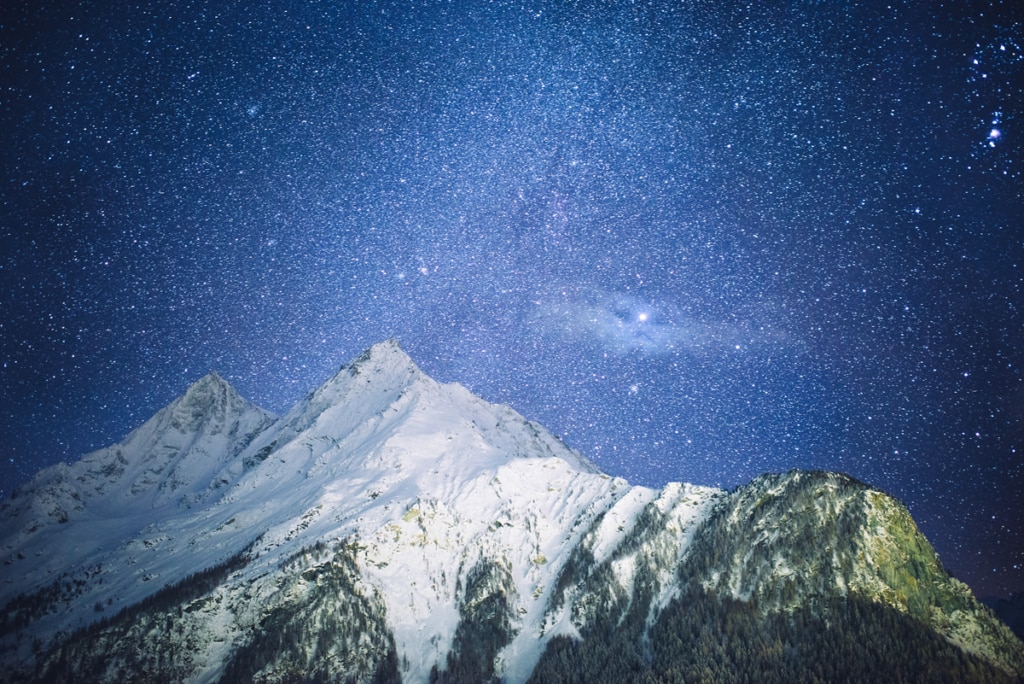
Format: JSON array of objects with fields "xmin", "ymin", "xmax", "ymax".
[{"xmin": 2, "ymin": 1, "xmax": 1022, "ymax": 597}]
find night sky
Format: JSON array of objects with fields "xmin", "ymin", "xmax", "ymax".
[{"xmin": 2, "ymin": 1, "xmax": 1022, "ymax": 598}]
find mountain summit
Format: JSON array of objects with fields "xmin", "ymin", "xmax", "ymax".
[{"xmin": 1, "ymin": 342, "xmax": 1021, "ymax": 683}]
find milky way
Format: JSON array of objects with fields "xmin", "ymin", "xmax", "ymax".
[{"xmin": 2, "ymin": 1, "xmax": 1022, "ymax": 597}]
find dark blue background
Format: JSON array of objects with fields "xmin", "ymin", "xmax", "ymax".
[{"xmin": 2, "ymin": 0, "xmax": 1021, "ymax": 597}]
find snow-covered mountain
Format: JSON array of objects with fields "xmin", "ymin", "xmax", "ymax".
[{"xmin": 1, "ymin": 340, "xmax": 1022, "ymax": 683}]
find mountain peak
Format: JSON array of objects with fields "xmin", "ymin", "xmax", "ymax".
[
  {"xmin": 170, "ymin": 370, "xmax": 249, "ymax": 433},
  {"xmin": 346, "ymin": 338, "xmax": 418, "ymax": 375},
  {"xmin": 332, "ymin": 339, "xmax": 421, "ymax": 390},
  {"xmin": 181, "ymin": 370, "xmax": 235, "ymax": 397},
  {"xmin": 266, "ymin": 339, "xmax": 426, "ymax": 445}
]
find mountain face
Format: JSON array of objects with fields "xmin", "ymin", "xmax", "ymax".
[{"xmin": 1, "ymin": 341, "xmax": 1022, "ymax": 683}]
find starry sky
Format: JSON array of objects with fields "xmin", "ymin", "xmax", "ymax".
[{"xmin": 2, "ymin": 1, "xmax": 1022, "ymax": 598}]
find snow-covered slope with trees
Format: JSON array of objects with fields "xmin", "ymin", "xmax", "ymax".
[{"xmin": 1, "ymin": 341, "xmax": 1021, "ymax": 683}]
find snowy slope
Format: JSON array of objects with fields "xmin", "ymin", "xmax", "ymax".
[
  {"xmin": 0, "ymin": 372, "xmax": 275, "ymax": 634},
  {"xmin": 207, "ymin": 340, "xmax": 721, "ymax": 682},
  {"xmin": 0, "ymin": 341, "xmax": 722, "ymax": 682}
]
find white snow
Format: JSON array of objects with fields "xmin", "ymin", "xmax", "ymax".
[{"xmin": 0, "ymin": 340, "xmax": 724, "ymax": 682}]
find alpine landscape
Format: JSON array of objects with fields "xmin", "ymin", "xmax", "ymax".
[{"xmin": 2, "ymin": 341, "xmax": 1022, "ymax": 683}]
